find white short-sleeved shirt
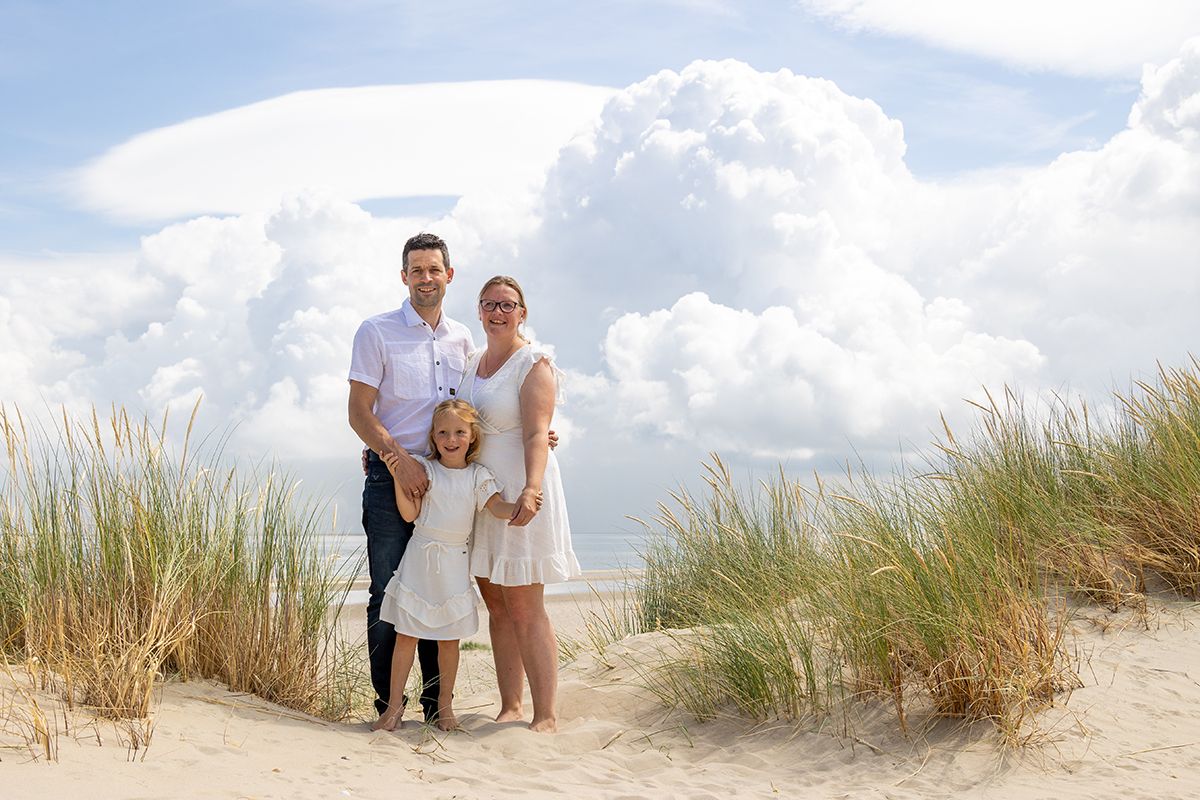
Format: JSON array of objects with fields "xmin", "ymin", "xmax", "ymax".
[{"xmin": 347, "ymin": 299, "xmax": 474, "ymax": 454}]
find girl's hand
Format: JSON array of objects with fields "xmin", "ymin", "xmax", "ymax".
[
  {"xmin": 381, "ymin": 451, "xmax": 429, "ymax": 499},
  {"xmin": 508, "ymin": 487, "xmax": 543, "ymax": 527}
]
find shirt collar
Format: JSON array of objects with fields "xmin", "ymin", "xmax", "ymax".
[{"xmin": 400, "ymin": 298, "xmax": 446, "ymax": 332}]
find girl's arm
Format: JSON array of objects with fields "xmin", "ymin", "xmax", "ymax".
[
  {"xmin": 482, "ymin": 492, "xmax": 517, "ymax": 521},
  {"xmin": 382, "ymin": 452, "xmax": 423, "ymax": 522},
  {"xmin": 513, "ymin": 358, "xmax": 555, "ymax": 527}
]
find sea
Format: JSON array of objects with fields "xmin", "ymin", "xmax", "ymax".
[{"xmin": 321, "ymin": 530, "xmax": 649, "ymax": 602}]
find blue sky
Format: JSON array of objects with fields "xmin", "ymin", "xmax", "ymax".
[
  {"xmin": 3, "ymin": 2, "xmax": 1199, "ymax": 546},
  {"xmin": 2, "ymin": 1, "xmax": 1140, "ymax": 253}
]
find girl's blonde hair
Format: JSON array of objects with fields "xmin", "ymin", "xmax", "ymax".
[{"xmin": 427, "ymin": 399, "xmax": 483, "ymax": 463}]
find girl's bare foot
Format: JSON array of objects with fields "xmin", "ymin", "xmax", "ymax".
[
  {"xmin": 495, "ymin": 705, "xmax": 523, "ymax": 723},
  {"xmin": 529, "ymin": 716, "xmax": 557, "ymax": 733}
]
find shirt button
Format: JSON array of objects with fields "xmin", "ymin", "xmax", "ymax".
[
  {"xmin": 436, "ymin": 360, "xmax": 440, "ymax": 365},
  {"xmin": 438, "ymin": 387, "xmax": 443, "ymax": 391}
]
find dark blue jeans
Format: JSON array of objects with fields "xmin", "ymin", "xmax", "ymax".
[{"xmin": 363, "ymin": 451, "xmax": 440, "ymax": 719}]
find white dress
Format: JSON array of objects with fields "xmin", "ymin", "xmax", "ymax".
[
  {"xmin": 379, "ymin": 458, "xmax": 501, "ymax": 640},
  {"xmin": 461, "ymin": 344, "xmax": 581, "ymax": 586}
]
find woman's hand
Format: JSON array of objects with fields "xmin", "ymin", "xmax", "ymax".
[
  {"xmin": 508, "ymin": 486, "xmax": 543, "ymax": 527},
  {"xmin": 381, "ymin": 450, "xmax": 429, "ymax": 499}
]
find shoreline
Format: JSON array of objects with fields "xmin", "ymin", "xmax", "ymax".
[
  {"xmin": 338, "ymin": 569, "xmax": 640, "ymax": 650},
  {"xmin": 342, "ymin": 567, "xmax": 642, "ymax": 603}
]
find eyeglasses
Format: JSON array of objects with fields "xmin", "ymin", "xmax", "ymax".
[{"xmin": 479, "ymin": 300, "xmax": 522, "ymax": 313}]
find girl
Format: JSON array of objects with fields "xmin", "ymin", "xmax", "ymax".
[{"xmin": 373, "ymin": 399, "xmax": 518, "ymax": 732}]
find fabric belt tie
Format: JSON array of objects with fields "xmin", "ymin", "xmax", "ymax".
[{"xmin": 420, "ymin": 539, "xmax": 458, "ymax": 575}]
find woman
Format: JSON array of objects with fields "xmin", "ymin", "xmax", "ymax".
[{"xmin": 459, "ymin": 275, "xmax": 580, "ymax": 733}]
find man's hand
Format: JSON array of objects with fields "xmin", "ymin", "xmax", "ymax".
[
  {"xmin": 381, "ymin": 450, "xmax": 430, "ymax": 499},
  {"xmin": 547, "ymin": 428, "xmax": 559, "ymax": 450}
]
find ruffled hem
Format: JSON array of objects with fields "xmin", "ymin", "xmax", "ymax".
[
  {"xmin": 470, "ymin": 550, "xmax": 582, "ymax": 586},
  {"xmin": 381, "ymin": 579, "xmax": 479, "ymax": 626},
  {"xmin": 383, "ymin": 605, "xmax": 479, "ymax": 641}
]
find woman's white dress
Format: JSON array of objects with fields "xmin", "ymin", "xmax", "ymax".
[
  {"xmin": 461, "ymin": 345, "xmax": 581, "ymax": 586},
  {"xmin": 379, "ymin": 458, "xmax": 500, "ymax": 640}
]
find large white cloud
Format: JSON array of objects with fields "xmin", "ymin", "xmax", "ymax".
[
  {"xmin": 76, "ymin": 81, "xmax": 617, "ymax": 223},
  {"xmin": 485, "ymin": 46, "xmax": 1199, "ymax": 459},
  {"xmin": 468, "ymin": 60, "xmax": 1044, "ymax": 456},
  {"xmin": 5, "ymin": 40, "xmax": 1200, "ymax": 535},
  {"xmin": 800, "ymin": 1, "xmax": 1200, "ymax": 78},
  {"xmin": 503, "ymin": 59, "xmax": 928, "ymax": 366},
  {"xmin": 571, "ymin": 291, "xmax": 1041, "ymax": 459},
  {"xmin": 913, "ymin": 37, "xmax": 1200, "ymax": 385}
]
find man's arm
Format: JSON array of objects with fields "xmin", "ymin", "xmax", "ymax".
[{"xmin": 348, "ymin": 380, "xmax": 429, "ymax": 496}]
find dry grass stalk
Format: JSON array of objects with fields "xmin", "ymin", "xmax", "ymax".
[
  {"xmin": 0, "ymin": 403, "xmax": 360, "ymax": 729},
  {"xmin": 628, "ymin": 358, "xmax": 1200, "ymax": 742}
]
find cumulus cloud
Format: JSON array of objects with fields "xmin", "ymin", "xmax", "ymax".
[
  {"xmin": 475, "ymin": 45, "xmax": 1199, "ymax": 461},
  {"xmin": 571, "ymin": 291, "xmax": 1041, "ymax": 459},
  {"xmin": 800, "ymin": 0, "xmax": 1200, "ymax": 78},
  {"xmin": 76, "ymin": 81, "xmax": 617, "ymax": 223},
  {"xmin": 473, "ymin": 59, "xmax": 1043, "ymax": 456},
  {"xmin": 6, "ymin": 40, "xmax": 1200, "ymax": 534},
  {"xmin": 507, "ymin": 59, "xmax": 926, "ymax": 365},
  {"xmin": 914, "ymin": 37, "xmax": 1200, "ymax": 384}
]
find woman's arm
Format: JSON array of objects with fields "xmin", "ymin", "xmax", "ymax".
[{"xmin": 512, "ymin": 358, "xmax": 555, "ymax": 527}]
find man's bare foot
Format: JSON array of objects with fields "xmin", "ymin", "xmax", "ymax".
[
  {"xmin": 494, "ymin": 705, "xmax": 523, "ymax": 723},
  {"xmin": 529, "ymin": 716, "xmax": 557, "ymax": 733}
]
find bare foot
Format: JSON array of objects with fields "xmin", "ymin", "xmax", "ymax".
[
  {"xmin": 371, "ymin": 701, "xmax": 406, "ymax": 732},
  {"xmin": 529, "ymin": 716, "xmax": 557, "ymax": 733},
  {"xmin": 372, "ymin": 712, "xmax": 403, "ymax": 732},
  {"xmin": 435, "ymin": 707, "xmax": 459, "ymax": 731},
  {"xmin": 495, "ymin": 705, "xmax": 523, "ymax": 723}
]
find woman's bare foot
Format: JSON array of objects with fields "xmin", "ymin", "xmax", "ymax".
[
  {"xmin": 495, "ymin": 705, "xmax": 523, "ymax": 723},
  {"xmin": 435, "ymin": 706, "xmax": 459, "ymax": 731},
  {"xmin": 371, "ymin": 700, "xmax": 406, "ymax": 731},
  {"xmin": 372, "ymin": 711, "xmax": 403, "ymax": 732},
  {"xmin": 529, "ymin": 716, "xmax": 557, "ymax": 733}
]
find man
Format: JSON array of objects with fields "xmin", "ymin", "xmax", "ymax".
[{"xmin": 348, "ymin": 232, "xmax": 472, "ymax": 723}]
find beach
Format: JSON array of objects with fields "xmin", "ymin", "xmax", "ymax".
[{"xmin": 3, "ymin": 575, "xmax": 1200, "ymax": 799}]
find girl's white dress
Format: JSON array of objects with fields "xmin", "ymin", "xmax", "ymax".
[
  {"xmin": 379, "ymin": 458, "xmax": 501, "ymax": 640},
  {"xmin": 460, "ymin": 344, "xmax": 581, "ymax": 586}
]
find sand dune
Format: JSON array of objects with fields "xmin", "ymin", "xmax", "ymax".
[{"xmin": 4, "ymin": 582, "xmax": 1200, "ymax": 799}]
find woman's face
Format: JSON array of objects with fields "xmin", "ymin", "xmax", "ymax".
[{"xmin": 478, "ymin": 284, "xmax": 525, "ymax": 338}]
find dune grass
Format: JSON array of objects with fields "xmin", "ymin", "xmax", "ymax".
[
  {"xmin": 0, "ymin": 403, "xmax": 361, "ymax": 725},
  {"xmin": 627, "ymin": 360, "xmax": 1200, "ymax": 740}
]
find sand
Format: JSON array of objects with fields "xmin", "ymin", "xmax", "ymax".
[{"xmin": 4, "ymin": 575, "xmax": 1200, "ymax": 799}]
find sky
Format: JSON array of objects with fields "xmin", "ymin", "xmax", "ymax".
[{"xmin": 3, "ymin": 1, "xmax": 1200, "ymax": 549}]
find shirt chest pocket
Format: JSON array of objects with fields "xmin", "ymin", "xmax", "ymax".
[
  {"xmin": 390, "ymin": 345, "xmax": 431, "ymax": 400},
  {"xmin": 439, "ymin": 346, "xmax": 466, "ymax": 395}
]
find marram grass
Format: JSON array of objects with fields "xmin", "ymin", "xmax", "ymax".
[
  {"xmin": 627, "ymin": 359, "xmax": 1200, "ymax": 741},
  {"xmin": 0, "ymin": 404, "xmax": 362, "ymax": 722}
]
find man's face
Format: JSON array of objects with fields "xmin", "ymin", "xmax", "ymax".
[{"xmin": 401, "ymin": 248, "xmax": 453, "ymax": 310}]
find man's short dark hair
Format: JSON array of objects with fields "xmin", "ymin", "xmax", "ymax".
[{"xmin": 402, "ymin": 232, "xmax": 450, "ymax": 271}]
